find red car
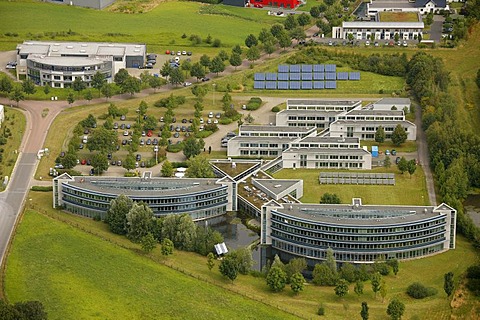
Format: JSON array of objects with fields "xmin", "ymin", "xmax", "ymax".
[
  {"xmin": 81, "ymin": 159, "xmax": 87, "ymax": 165},
  {"xmin": 165, "ymin": 50, "xmax": 170, "ymax": 54},
  {"xmin": 147, "ymin": 130, "xmax": 153, "ymax": 137}
]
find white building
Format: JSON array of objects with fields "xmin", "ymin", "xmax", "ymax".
[
  {"xmin": 372, "ymin": 98, "xmax": 411, "ymax": 112},
  {"xmin": 367, "ymin": 0, "xmax": 449, "ymax": 16},
  {"xmin": 16, "ymin": 41, "xmax": 146, "ymax": 88},
  {"xmin": 333, "ymin": 21, "xmax": 424, "ymax": 40}
]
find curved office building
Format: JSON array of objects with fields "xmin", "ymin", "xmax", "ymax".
[
  {"xmin": 261, "ymin": 198, "xmax": 456, "ymax": 265},
  {"xmin": 53, "ymin": 174, "xmax": 231, "ymax": 221}
]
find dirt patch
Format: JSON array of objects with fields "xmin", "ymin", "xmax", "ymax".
[{"xmin": 106, "ymin": 0, "xmax": 173, "ymax": 13}]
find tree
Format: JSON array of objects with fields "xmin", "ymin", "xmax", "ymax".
[
  {"xmin": 72, "ymin": 77, "xmax": 87, "ymax": 92},
  {"xmin": 149, "ymin": 76, "xmax": 162, "ymax": 92},
  {"xmin": 138, "ymin": 100, "xmax": 148, "ymax": 116},
  {"xmin": 229, "ymin": 53, "xmax": 242, "ymax": 70},
  {"xmin": 290, "ymin": 272, "xmax": 305, "ymax": 294},
  {"xmin": 340, "ymin": 263, "xmax": 356, "ymax": 283},
  {"xmin": 375, "ymin": 126, "xmax": 385, "ymax": 143},
  {"xmin": 87, "ymin": 127, "xmax": 118, "ymax": 153},
  {"xmin": 245, "ymin": 113, "xmax": 254, "ymax": 124},
  {"xmin": 22, "ymin": 78, "xmax": 36, "ymax": 95},
  {"xmin": 277, "ymin": 30, "xmax": 292, "ymax": 49},
  {"xmin": 320, "ymin": 193, "xmax": 341, "ymax": 204},
  {"xmin": 246, "ymin": 46, "xmax": 260, "ymax": 63},
  {"xmin": 285, "ymin": 257, "xmax": 307, "ymax": 282},
  {"xmin": 290, "ymin": 26, "xmax": 307, "ymax": 43},
  {"xmin": 397, "ymin": 156, "xmax": 408, "ymax": 174},
  {"xmin": 123, "ymin": 153, "xmax": 136, "ymax": 171},
  {"xmin": 218, "ymin": 50, "xmax": 229, "ymax": 61},
  {"xmin": 91, "ymin": 71, "xmax": 106, "ymax": 94},
  {"xmin": 144, "ymin": 115, "xmax": 157, "ymax": 131},
  {"xmin": 160, "ymin": 61, "xmax": 173, "ymax": 79},
  {"xmin": 192, "ymin": 85, "xmax": 208, "ymax": 101},
  {"xmin": 316, "ymin": 19, "xmax": 330, "ymax": 36},
  {"xmin": 105, "ymin": 194, "xmax": 133, "ymax": 235},
  {"xmin": 264, "ymin": 39, "xmax": 276, "ymax": 56},
  {"xmin": 101, "ymin": 83, "xmax": 114, "ymax": 100},
  {"xmin": 161, "ymin": 160, "xmax": 173, "ymax": 177},
  {"xmin": 380, "ymin": 279, "xmax": 388, "ymax": 302},
  {"xmin": 9, "ymin": 86, "xmax": 24, "ymax": 106},
  {"xmin": 12, "ymin": 300, "xmax": 48, "ymax": 320},
  {"xmin": 444, "ymin": 272, "xmax": 454, "ymax": 297},
  {"xmin": 355, "ymin": 280, "xmax": 364, "ymax": 295},
  {"xmin": 126, "ymin": 202, "xmax": 154, "ymax": 243},
  {"xmin": 407, "ymin": 159, "xmax": 417, "ymax": 177},
  {"xmin": 183, "ymin": 137, "xmax": 204, "ymax": 159},
  {"xmin": 245, "ymin": 33, "xmax": 258, "ymax": 48},
  {"xmin": 476, "ymin": 69, "xmax": 480, "ymax": 89},
  {"xmin": 271, "ymin": 23, "xmax": 285, "ymax": 38},
  {"xmin": 209, "ymin": 56, "xmax": 225, "ymax": 75},
  {"xmin": 310, "ymin": 6, "xmax": 321, "ymax": 18},
  {"xmin": 84, "ymin": 89, "xmax": 93, "ymax": 102},
  {"xmin": 122, "ymin": 76, "xmax": 141, "ymax": 95},
  {"xmin": 266, "ymin": 266, "xmax": 287, "ymax": 292},
  {"xmin": 387, "ymin": 259, "xmax": 399, "ymax": 276},
  {"xmin": 297, "ymin": 13, "xmax": 311, "ymax": 26},
  {"xmin": 61, "ymin": 152, "xmax": 78, "ymax": 169},
  {"xmin": 91, "ymin": 152, "xmax": 109, "ymax": 175},
  {"xmin": 67, "ymin": 91, "xmax": 75, "ymax": 105},
  {"xmin": 219, "ymin": 255, "xmax": 238, "ymax": 282},
  {"xmin": 190, "ymin": 62, "xmax": 206, "ymax": 81},
  {"xmin": 161, "ymin": 238, "xmax": 174, "ymax": 256},
  {"xmin": 391, "ymin": 124, "xmax": 407, "ymax": 146},
  {"xmin": 386, "ymin": 298, "xmax": 405, "ymax": 320},
  {"xmin": 108, "ymin": 103, "xmax": 120, "ymax": 118},
  {"xmin": 169, "ymin": 68, "xmax": 185, "ymax": 86},
  {"xmin": 384, "ymin": 155, "xmax": 391, "ymax": 168},
  {"xmin": 371, "ymin": 272, "xmax": 382, "ymax": 298},
  {"xmin": 0, "ymin": 75, "xmax": 13, "ymax": 93},
  {"xmin": 140, "ymin": 233, "xmax": 156, "ymax": 253},
  {"xmin": 394, "ymin": 32, "xmax": 400, "ymax": 43},
  {"xmin": 186, "ymin": 155, "xmax": 214, "ymax": 178},
  {"xmin": 313, "ymin": 263, "xmax": 338, "ymax": 286},
  {"xmin": 180, "ymin": 59, "xmax": 192, "ymax": 78},
  {"xmin": 207, "ymin": 252, "xmax": 215, "ymax": 271},
  {"xmin": 232, "ymin": 44, "xmax": 243, "ymax": 55},
  {"xmin": 114, "ymin": 68, "xmax": 129, "ymax": 87},
  {"xmin": 199, "ymin": 54, "xmax": 211, "ymax": 72},
  {"xmin": 360, "ymin": 301, "xmax": 369, "ymax": 320},
  {"xmin": 335, "ymin": 279, "xmax": 349, "ymax": 298},
  {"xmin": 284, "ymin": 14, "xmax": 298, "ymax": 30}
]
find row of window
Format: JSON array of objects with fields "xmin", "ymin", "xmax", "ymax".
[
  {"xmin": 287, "ymin": 106, "xmax": 354, "ymax": 111},
  {"xmin": 291, "ymin": 143, "xmax": 360, "ymax": 149},
  {"xmin": 314, "ymin": 162, "xmax": 364, "ymax": 168},
  {"xmin": 338, "ymin": 116, "xmax": 404, "ymax": 121},
  {"xmin": 240, "ymin": 150, "xmax": 279, "ymax": 156},
  {"xmin": 313, "ymin": 154, "xmax": 363, "ymax": 160},
  {"xmin": 241, "ymin": 133, "xmax": 308, "ymax": 137}
]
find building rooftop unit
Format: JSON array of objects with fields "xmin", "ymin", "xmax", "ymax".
[
  {"xmin": 17, "ymin": 41, "xmax": 146, "ymax": 57},
  {"xmin": 62, "ymin": 176, "xmax": 223, "ymax": 197},
  {"xmin": 268, "ymin": 199, "xmax": 452, "ymax": 226}
]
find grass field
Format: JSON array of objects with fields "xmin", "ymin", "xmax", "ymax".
[
  {"xmin": 274, "ymin": 166, "xmax": 429, "ymax": 205},
  {"xmin": 379, "ymin": 12, "xmax": 420, "ymax": 23},
  {"xmin": 0, "ymin": 107, "xmax": 26, "ymax": 190},
  {"xmin": 4, "ymin": 191, "xmax": 480, "ymax": 319},
  {"xmin": 360, "ymin": 140, "xmax": 417, "ymax": 153},
  {"xmin": 0, "ymin": 1, "xmax": 278, "ymax": 53}
]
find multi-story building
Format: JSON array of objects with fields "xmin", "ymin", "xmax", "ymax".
[
  {"xmin": 16, "ymin": 41, "xmax": 146, "ymax": 88},
  {"xmin": 372, "ymin": 98, "xmax": 411, "ymax": 112},
  {"xmin": 332, "ymin": 21, "xmax": 424, "ymax": 40},
  {"xmin": 367, "ymin": 0, "xmax": 449, "ymax": 16},
  {"xmin": 53, "ymin": 173, "xmax": 232, "ymax": 221},
  {"xmin": 261, "ymin": 198, "xmax": 456, "ymax": 265},
  {"xmin": 329, "ymin": 109, "xmax": 416, "ymax": 140},
  {"xmin": 45, "ymin": 0, "xmax": 116, "ymax": 9},
  {"xmin": 249, "ymin": 0, "xmax": 300, "ymax": 9},
  {"xmin": 282, "ymin": 136, "xmax": 372, "ymax": 169}
]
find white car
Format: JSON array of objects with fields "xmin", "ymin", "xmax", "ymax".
[
  {"xmin": 403, "ymin": 41, "xmax": 408, "ymax": 47},
  {"xmin": 177, "ymin": 51, "xmax": 182, "ymax": 56},
  {"xmin": 213, "ymin": 119, "xmax": 218, "ymax": 124},
  {"xmin": 182, "ymin": 50, "xmax": 187, "ymax": 55},
  {"xmin": 208, "ymin": 112, "xmax": 213, "ymax": 118},
  {"xmin": 123, "ymin": 131, "xmax": 129, "ymax": 136},
  {"xmin": 199, "ymin": 118, "xmax": 204, "ymax": 124},
  {"xmin": 207, "ymin": 119, "xmax": 212, "ymax": 124},
  {"xmin": 365, "ymin": 40, "xmax": 370, "ymax": 46},
  {"xmin": 183, "ymin": 82, "xmax": 192, "ymax": 87}
]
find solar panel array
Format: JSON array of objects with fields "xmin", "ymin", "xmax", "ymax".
[
  {"xmin": 319, "ymin": 172, "xmax": 395, "ymax": 185},
  {"xmin": 253, "ymin": 65, "xmax": 360, "ymax": 90}
]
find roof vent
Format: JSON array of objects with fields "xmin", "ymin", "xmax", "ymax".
[
  {"xmin": 80, "ymin": 50, "xmax": 86, "ymax": 53},
  {"xmin": 81, "ymin": 44, "xmax": 88, "ymax": 47},
  {"xmin": 66, "ymin": 45, "xmax": 73, "ymax": 49}
]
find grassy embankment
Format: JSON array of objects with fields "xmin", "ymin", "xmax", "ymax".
[{"xmin": 4, "ymin": 191, "xmax": 479, "ymax": 319}]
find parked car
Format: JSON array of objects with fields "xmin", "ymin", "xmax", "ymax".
[
  {"xmin": 385, "ymin": 150, "xmax": 391, "ymax": 156},
  {"xmin": 120, "ymin": 115, "xmax": 126, "ymax": 121},
  {"xmin": 395, "ymin": 157, "xmax": 401, "ymax": 164},
  {"xmin": 183, "ymin": 82, "xmax": 192, "ymax": 87},
  {"xmin": 391, "ymin": 149, "xmax": 397, "ymax": 156},
  {"xmin": 201, "ymin": 77, "xmax": 210, "ymax": 82},
  {"xmin": 136, "ymin": 154, "xmax": 141, "ymax": 161}
]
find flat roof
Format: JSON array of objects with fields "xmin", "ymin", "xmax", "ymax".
[
  {"xmin": 332, "ymin": 119, "xmax": 415, "ymax": 126},
  {"xmin": 370, "ymin": 2, "xmax": 416, "ymax": 9},
  {"xmin": 278, "ymin": 109, "xmax": 344, "ymax": 116},
  {"xmin": 287, "ymin": 99, "xmax": 361, "ymax": 106},
  {"xmin": 17, "ymin": 41, "xmax": 146, "ymax": 57},
  {"xmin": 343, "ymin": 21, "xmax": 424, "ymax": 28},
  {"xmin": 270, "ymin": 201, "xmax": 446, "ymax": 226},
  {"xmin": 374, "ymin": 98, "xmax": 411, "ymax": 105},
  {"xmin": 284, "ymin": 147, "xmax": 370, "ymax": 155},
  {"xmin": 254, "ymin": 179, "xmax": 301, "ymax": 196},
  {"xmin": 229, "ymin": 136, "xmax": 299, "ymax": 143},
  {"xmin": 346, "ymin": 109, "xmax": 404, "ymax": 116},
  {"xmin": 28, "ymin": 55, "xmax": 105, "ymax": 67},
  {"xmin": 298, "ymin": 136, "xmax": 360, "ymax": 144},
  {"xmin": 240, "ymin": 125, "xmax": 316, "ymax": 133},
  {"xmin": 63, "ymin": 176, "xmax": 224, "ymax": 197}
]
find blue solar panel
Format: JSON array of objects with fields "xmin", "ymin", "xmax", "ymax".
[
  {"xmin": 325, "ymin": 73, "xmax": 336, "ymax": 80},
  {"xmin": 289, "ymin": 81, "xmax": 301, "ymax": 90},
  {"xmin": 313, "ymin": 81, "xmax": 324, "ymax": 89},
  {"xmin": 337, "ymin": 72, "xmax": 349, "ymax": 80},
  {"xmin": 277, "ymin": 81, "xmax": 289, "ymax": 90},
  {"xmin": 301, "ymin": 81, "xmax": 313, "ymax": 90},
  {"xmin": 278, "ymin": 65, "xmax": 289, "ymax": 73},
  {"xmin": 254, "ymin": 73, "xmax": 265, "ymax": 81},
  {"xmin": 278, "ymin": 73, "xmax": 289, "ymax": 81},
  {"xmin": 301, "ymin": 64, "xmax": 313, "ymax": 72},
  {"xmin": 349, "ymin": 72, "xmax": 361, "ymax": 80},
  {"xmin": 301, "ymin": 73, "xmax": 312, "ymax": 80},
  {"xmin": 254, "ymin": 81, "xmax": 265, "ymax": 89},
  {"xmin": 265, "ymin": 73, "xmax": 277, "ymax": 81},
  {"xmin": 325, "ymin": 64, "xmax": 336, "ymax": 73},
  {"xmin": 265, "ymin": 81, "xmax": 277, "ymax": 89},
  {"xmin": 289, "ymin": 65, "xmax": 301, "ymax": 73},
  {"xmin": 325, "ymin": 81, "xmax": 337, "ymax": 89},
  {"xmin": 313, "ymin": 64, "xmax": 325, "ymax": 72},
  {"xmin": 313, "ymin": 73, "xmax": 324, "ymax": 80},
  {"xmin": 289, "ymin": 73, "xmax": 301, "ymax": 81}
]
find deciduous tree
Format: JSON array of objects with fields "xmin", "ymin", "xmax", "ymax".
[
  {"xmin": 229, "ymin": 53, "xmax": 242, "ymax": 70},
  {"xmin": 444, "ymin": 272, "xmax": 454, "ymax": 297},
  {"xmin": 245, "ymin": 33, "xmax": 258, "ymax": 48},
  {"xmin": 91, "ymin": 152, "xmax": 109, "ymax": 175},
  {"xmin": 375, "ymin": 126, "xmax": 385, "ymax": 143},
  {"xmin": 219, "ymin": 255, "xmax": 238, "ymax": 282},
  {"xmin": 360, "ymin": 301, "xmax": 369, "ymax": 320},
  {"xmin": 161, "ymin": 238, "xmax": 174, "ymax": 256},
  {"xmin": 161, "ymin": 160, "xmax": 173, "ymax": 177},
  {"xmin": 186, "ymin": 155, "xmax": 215, "ymax": 178},
  {"xmin": 386, "ymin": 298, "xmax": 405, "ymax": 320},
  {"xmin": 335, "ymin": 279, "xmax": 349, "ymax": 298},
  {"xmin": 22, "ymin": 78, "xmax": 36, "ymax": 95},
  {"xmin": 141, "ymin": 233, "xmax": 157, "ymax": 253},
  {"xmin": 209, "ymin": 56, "xmax": 225, "ymax": 75},
  {"xmin": 320, "ymin": 193, "xmax": 341, "ymax": 204},
  {"xmin": 72, "ymin": 77, "xmax": 87, "ymax": 92},
  {"xmin": 207, "ymin": 252, "xmax": 215, "ymax": 271},
  {"xmin": 126, "ymin": 202, "xmax": 154, "ymax": 243},
  {"xmin": 290, "ymin": 272, "xmax": 305, "ymax": 294},
  {"xmin": 169, "ymin": 68, "xmax": 185, "ymax": 86},
  {"xmin": 87, "ymin": 127, "xmax": 118, "ymax": 154},
  {"xmin": 267, "ymin": 266, "xmax": 287, "ymax": 292},
  {"xmin": 105, "ymin": 194, "xmax": 133, "ymax": 235},
  {"xmin": 391, "ymin": 124, "xmax": 407, "ymax": 145},
  {"xmin": 371, "ymin": 272, "xmax": 382, "ymax": 298}
]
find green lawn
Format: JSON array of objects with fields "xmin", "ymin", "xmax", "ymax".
[
  {"xmin": 379, "ymin": 12, "xmax": 420, "ymax": 23},
  {"xmin": 274, "ymin": 166, "xmax": 429, "ymax": 205},
  {"xmin": 5, "ymin": 191, "xmax": 480, "ymax": 320},
  {"xmin": 0, "ymin": 107, "xmax": 26, "ymax": 190},
  {"xmin": 4, "ymin": 209, "xmax": 296, "ymax": 320},
  {"xmin": 360, "ymin": 140, "xmax": 417, "ymax": 153},
  {"xmin": 0, "ymin": 1, "xmax": 278, "ymax": 53}
]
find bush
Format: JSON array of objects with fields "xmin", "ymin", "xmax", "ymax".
[
  {"xmin": 219, "ymin": 118, "xmax": 233, "ymax": 125},
  {"xmin": 406, "ymin": 282, "xmax": 437, "ymax": 299},
  {"xmin": 318, "ymin": 305, "xmax": 325, "ymax": 316},
  {"xmin": 246, "ymin": 97, "xmax": 263, "ymax": 110},
  {"xmin": 31, "ymin": 186, "xmax": 53, "ymax": 192},
  {"xmin": 171, "ymin": 161, "xmax": 188, "ymax": 168},
  {"xmin": 271, "ymin": 106, "xmax": 280, "ymax": 112},
  {"xmin": 195, "ymin": 130, "xmax": 214, "ymax": 139},
  {"xmin": 167, "ymin": 142, "xmax": 184, "ymax": 153},
  {"xmin": 124, "ymin": 172, "xmax": 137, "ymax": 177}
]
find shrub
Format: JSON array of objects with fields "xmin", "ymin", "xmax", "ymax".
[
  {"xmin": 31, "ymin": 186, "xmax": 53, "ymax": 192},
  {"xmin": 195, "ymin": 130, "xmax": 213, "ymax": 139},
  {"xmin": 406, "ymin": 282, "xmax": 437, "ymax": 299},
  {"xmin": 318, "ymin": 305, "xmax": 325, "ymax": 316},
  {"xmin": 271, "ymin": 106, "xmax": 280, "ymax": 112},
  {"xmin": 124, "ymin": 172, "xmax": 137, "ymax": 177},
  {"xmin": 171, "ymin": 161, "xmax": 188, "ymax": 168},
  {"xmin": 167, "ymin": 142, "xmax": 184, "ymax": 153},
  {"xmin": 246, "ymin": 97, "xmax": 263, "ymax": 110}
]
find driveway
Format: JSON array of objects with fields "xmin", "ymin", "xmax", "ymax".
[{"xmin": 429, "ymin": 15, "xmax": 444, "ymax": 42}]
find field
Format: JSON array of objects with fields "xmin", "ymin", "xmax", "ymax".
[
  {"xmin": 274, "ymin": 166, "xmax": 430, "ymax": 205},
  {"xmin": 0, "ymin": 107, "xmax": 26, "ymax": 190},
  {"xmin": 3, "ymin": 191, "xmax": 480, "ymax": 319},
  {"xmin": 0, "ymin": 1, "xmax": 278, "ymax": 53},
  {"xmin": 379, "ymin": 12, "xmax": 420, "ymax": 23}
]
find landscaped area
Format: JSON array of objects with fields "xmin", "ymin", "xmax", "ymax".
[
  {"xmin": 379, "ymin": 12, "xmax": 420, "ymax": 23},
  {"xmin": 273, "ymin": 166, "xmax": 429, "ymax": 205},
  {"xmin": 4, "ymin": 191, "xmax": 479, "ymax": 319}
]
